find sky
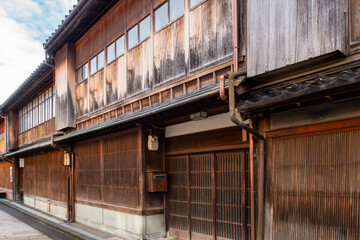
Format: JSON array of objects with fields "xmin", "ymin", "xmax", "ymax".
[{"xmin": 0, "ymin": 0, "xmax": 78, "ymax": 104}]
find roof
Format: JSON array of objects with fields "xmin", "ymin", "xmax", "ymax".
[
  {"xmin": 237, "ymin": 69, "xmax": 360, "ymax": 112},
  {"xmin": 44, "ymin": 0, "xmax": 120, "ymax": 56},
  {"xmin": 4, "ymin": 141, "xmax": 52, "ymax": 158},
  {"xmin": 54, "ymin": 83, "xmax": 222, "ymax": 143},
  {"xmin": 1, "ymin": 62, "xmax": 54, "ymax": 113}
]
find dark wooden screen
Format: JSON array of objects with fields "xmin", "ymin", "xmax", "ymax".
[
  {"xmin": 0, "ymin": 161, "xmax": 12, "ymax": 189},
  {"xmin": 23, "ymin": 151, "xmax": 67, "ymax": 203},
  {"xmin": 76, "ymin": 139, "xmax": 101, "ymax": 202},
  {"xmin": 103, "ymin": 132, "xmax": 139, "ymax": 207},
  {"xmin": 75, "ymin": 129, "xmax": 140, "ymax": 208},
  {"xmin": 271, "ymin": 129, "xmax": 360, "ymax": 239},
  {"xmin": 167, "ymin": 149, "xmax": 250, "ymax": 240}
]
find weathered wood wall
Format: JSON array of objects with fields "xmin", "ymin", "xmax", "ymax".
[
  {"xmin": 266, "ymin": 126, "xmax": 360, "ymax": 239},
  {"xmin": 0, "ymin": 161, "xmax": 12, "ymax": 190},
  {"xmin": 74, "ymin": 0, "xmax": 236, "ymax": 119},
  {"xmin": 74, "ymin": 128, "xmax": 141, "ymax": 209},
  {"xmin": 55, "ymin": 44, "xmax": 76, "ymax": 131},
  {"xmin": 351, "ymin": 0, "xmax": 360, "ymax": 44},
  {"xmin": 18, "ymin": 118, "xmax": 55, "ymax": 147},
  {"xmin": 23, "ymin": 151, "xmax": 67, "ymax": 203},
  {"xmin": 7, "ymin": 111, "xmax": 18, "ymax": 151},
  {"xmin": 247, "ymin": 0, "xmax": 347, "ymax": 77}
]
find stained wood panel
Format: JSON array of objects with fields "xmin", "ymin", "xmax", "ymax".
[
  {"xmin": 106, "ymin": 60, "xmax": 119, "ymax": 105},
  {"xmin": 18, "ymin": 118, "xmax": 55, "ymax": 147},
  {"xmin": 75, "ymin": 128, "xmax": 140, "ymax": 208},
  {"xmin": 89, "ymin": 70, "xmax": 105, "ymax": 112},
  {"xmin": 127, "ymin": 40, "xmax": 151, "ymax": 95},
  {"xmin": 189, "ymin": 0, "xmax": 233, "ymax": 72},
  {"xmin": 248, "ymin": 0, "xmax": 347, "ymax": 77},
  {"xmin": 270, "ymin": 129, "xmax": 360, "ymax": 239},
  {"xmin": 351, "ymin": 0, "xmax": 360, "ymax": 44},
  {"xmin": 23, "ymin": 151, "xmax": 67, "ymax": 203},
  {"xmin": 89, "ymin": 22, "xmax": 105, "ymax": 58},
  {"xmin": 126, "ymin": 0, "xmax": 151, "ymax": 28},
  {"xmin": 154, "ymin": 17, "xmax": 186, "ymax": 85},
  {"xmin": 76, "ymin": 80, "xmax": 88, "ymax": 117},
  {"xmin": 76, "ymin": 36, "xmax": 90, "ymax": 68},
  {"xmin": 75, "ymin": 140, "xmax": 101, "ymax": 202},
  {"xmin": 0, "ymin": 161, "xmax": 12, "ymax": 189}
]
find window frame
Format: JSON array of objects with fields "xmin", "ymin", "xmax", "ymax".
[
  {"xmin": 90, "ymin": 51, "xmax": 105, "ymax": 76},
  {"xmin": 18, "ymin": 85, "xmax": 55, "ymax": 134},
  {"xmin": 127, "ymin": 15, "xmax": 151, "ymax": 51},
  {"xmin": 77, "ymin": 63, "xmax": 89, "ymax": 84},
  {"xmin": 190, "ymin": 0, "xmax": 205, "ymax": 9},
  {"xmin": 154, "ymin": 0, "xmax": 185, "ymax": 33}
]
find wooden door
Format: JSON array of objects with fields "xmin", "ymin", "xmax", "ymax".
[{"xmin": 167, "ymin": 149, "xmax": 250, "ymax": 240}]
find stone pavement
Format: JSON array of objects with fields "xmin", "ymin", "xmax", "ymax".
[{"xmin": 0, "ymin": 208, "xmax": 50, "ymax": 240}]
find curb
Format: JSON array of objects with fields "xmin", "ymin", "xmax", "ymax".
[{"xmin": 0, "ymin": 200, "xmax": 105, "ymax": 240}]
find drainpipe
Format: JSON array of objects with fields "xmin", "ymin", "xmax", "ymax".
[{"xmin": 221, "ymin": 72, "xmax": 266, "ymax": 240}]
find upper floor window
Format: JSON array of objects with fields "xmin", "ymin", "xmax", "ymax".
[
  {"xmin": 190, "ymin": 0, "xmax": 204, "ymax": 8},
  {"xmin": 18, "ymin": 86, "xmax": 55, "ymax": 133},
  {"xmin": 90, "ymin": 51, "xmax": 104, "ymax": 76},
  {"xmin": 77, "ymin": 63, "xmax": 88, "ymax": 83},
  {"xmin": 155, "ymin": 0, "xmax": 184, "ymax": 32},
  {"xmin": 128, "ymin": 16, "xmax": 151, "ymax": 50},
  {"xmin": 107, "ymin": 35, "xmax": 125, "ymax": 64}
]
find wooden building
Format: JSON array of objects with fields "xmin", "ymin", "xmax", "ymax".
[{"xmin": 0, "ymin": 0, "xmax": 359, "ymax": 239}]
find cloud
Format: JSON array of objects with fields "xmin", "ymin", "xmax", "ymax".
[{"xmin": 0, "ymin": 0, "xmax": 78, "ymax": 104}]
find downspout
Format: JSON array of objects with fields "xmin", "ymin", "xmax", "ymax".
[
  {"xmin": 227, "ymin": 73, "xmax": 266, "ymax": 240},
  {"xmin": 228, "ymin": 0, "xmax": 266, "ymax": 239}
]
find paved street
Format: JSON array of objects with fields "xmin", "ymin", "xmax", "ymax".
[{"xmin": 0, "ymin": 203, "xmax": 75, "ymax": 240}]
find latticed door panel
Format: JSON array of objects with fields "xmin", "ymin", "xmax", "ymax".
[
  {"xmin": 190, "ymin": 153, "xmax": 214, "ymax": 239},
  {"xmin": 168, "ymin": 155, "xmax": 189, "ymax": 235},
  {"xmin": 167, "ymin": 149, "xmax": 250, "ymax": 240}
]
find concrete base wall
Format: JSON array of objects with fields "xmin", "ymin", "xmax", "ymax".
[
  {"xmin": 23, "ymin": 195, "xmax": 67, "ymax": 220},
  {"xmin": 0, "ymin": 187, "xmax": 13, "ymax": 200},
  {"xmin": 75, "ymin": 203, "xmax": 165, "ymax": 239}
]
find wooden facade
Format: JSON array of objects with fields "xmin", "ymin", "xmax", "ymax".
[
  {"xmin": 1, "ymin": 0, "xmax": 360, "ymax": 239},
  {"xmin": 23, "ymin": 151, "xmax": 67, "ymax": 203},
  {"xmin": 72, "ymin": 0, "xmax": 238, "ymax": 120},
  {"xmin": 0, "ymin": 161, "xmax": 12, "ymax": 200}
]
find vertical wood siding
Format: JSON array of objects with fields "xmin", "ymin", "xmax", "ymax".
[
  {"xmin": 23, "ymin": 151, "xmax": 67, "ymax": 203},
  {"xmin": 270, "ymin": 130, "xmax": 360, "ymax": 239},
  {"xmin": 167, "ymin": 150, "xmax": 250, "ymax": 239},
  {"xmin": 189, "ymin": 0, "xmax": 233, "ymax": 72},
  {"xmin": 75, "ymin": 129, "xmax": 140, "ymax": 208},
  {"xmin": 247, "ymin": 0, "xmax": 347, "ymax": 77},
  {"xmin": 0, "ymin": 161, "xmax": 12, "ymax": 190},
  {"xmin": 350, "ymin": 0, "xmax": 360, "ymax": 44},
  {"xmin": 74, "ymin": 0, "xmax": 235, "ymax": 119}
]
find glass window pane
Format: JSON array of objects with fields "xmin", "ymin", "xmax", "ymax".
[
  {"xmin": 53, "ymin": 91, "xmax": 56, "ymax": 118},
  {"xmin": 90, "ymin": 57, "xmax": 97, "ymax": 75},
  {"xmin": 98, "ymin": 51, "xmax": 104, "ymax": 70},
  {"xmin": 139, "ymin": 16, "xmax": 151, "ymax": 42},
  {"xmin": 128, "ymin": 25, "xmax": 139, "ymax": 50},
  {"xmin": 107, "ymin": 42, "xmax": 116, "ymax": 64},
  {"xmin": 155, "ymin": 3, "xmax": 169, "ymax": 32},
  {"xmin": 116, "ymin": 36, "xmax": 125, "ymax": 58},
  {"xmin": 190, "ymin": 0, "xmax": 203, "ymax": 8},
  {"xmin": 83, "ymin": 63, "xmax": 88, "ymax": 80},
  {"xmin": 170, "ymin": 0, "xmax": 184, "ymax": 21}
]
